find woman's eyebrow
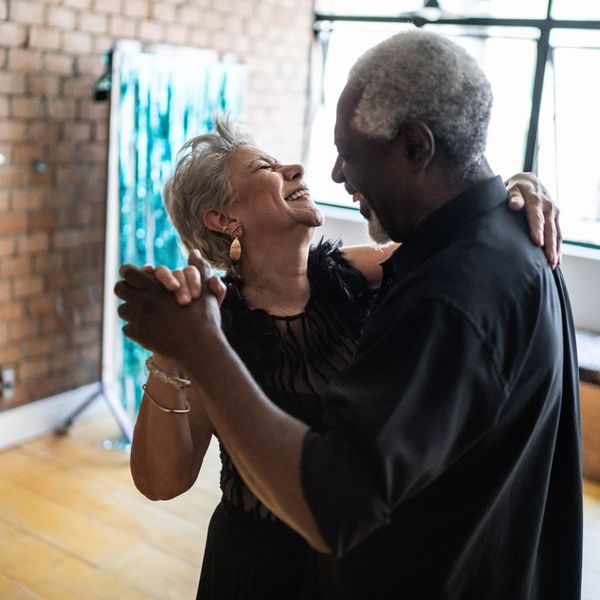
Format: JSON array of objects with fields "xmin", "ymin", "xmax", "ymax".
[{"xmin": 248, "ymin": 156, "xmax": 276, "ymax": 167}]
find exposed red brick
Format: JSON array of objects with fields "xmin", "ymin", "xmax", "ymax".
[
  {"xmin": 10, "ymin": 96, "xmax": 45, "ymax": 119},
  {"xmin": 32, "ymin": 254, "xmax": 65, "ymax": 276},
  {"xmin": 0, "ymin": 302, "xmax": 25, "ymax": 321},
  {"xmin": 93, "ymin": 0, "xmax": 122, "ymax": 14},
  {"xmin": 11, "ymin": 188, "xmax": 45, "ymax": 210},
  {"xmin": 12, "ymin": 274, "xmax": 44, "ymax": 299},
  {"xmin": 137, "ymin": 20, "xmax": 164, "ymax": 42},
  {"xmin": 17, "ymin": 231, "xmax": 49, "ymax": 254},
  {"xmin": 9, "ymin": 319, "xmax": 39, "ymax": 342},
  {"xmin": 48, "ymin": 348, "xmax": 78, "ymax": 371},
  {"xmin": 0, "ymin": 280, "xmax": 11, "ymax": 302},
  {"xmin": 46, "ymin": 6, "xmax": 77, "ymax": 30},
  {"xmin": 0, "ymin": 22, "xmax": 27, "ymax": 47},
  {"xmin": 63, "ymin": 0, "xmax": 92, "ymax": 8},
  {"xmin": 0, "ymin": 256, "xmax": 30, "ymax": 278},
  {"xmin": 150, "ymin": 2, "xmax": 176, "ymax": 21},
  {"xmin": 29, "ymin": 121, "xmax": 61, "ymax": 143},
  {"xmin": 47, "ymin": 98, "xmax": 77, "ymax": 119},
  {"xmin": 9, "ymin": 0, "xmax": 45, "ymax": 25},
  {"xmin": 24, "ymin": 337, "xmax": 54, "ymax": 358},
  {"xmin": 0, "ymin": 323, "xmax": 8, "ymax": 345},
  {"xmin": 164, "ymin": 23, "xmax": 188, "ymax": 46},
  {"xmin": 75, "ymin": 54, "xmax": 104, "ymax": 77},
  {"xmin": 27, "ymin": 74, "xmax": 60, "ymax": 96},
  {"xmin": 0, "ymin": 344, "xmax": 21, "ymax": 364},
  {"xmin": 109, "ymin": 15, "xmax": 136, "ymax": 38},
  {"xmin": 0, "ymin": 120, "xmax": 28, "ymax": 142},
  {"xmin": 0, "ymin": 73, "xmax": 26, "ymax": 95},
  {"xmin": 19, "ymin": 357, "xmax": 50, "ymax": 380},
  {"xmin": 62, "ymin": 121, "xmax": 92, "ymax": 142},
  {"xmin": 62, "ymin": 78, "xmax": 94, "ymax": 98},
  {"xmin": 0, "ymin": 189, "xmax": 9, "ymax": 211},
  {"xmin": 0, "ymin": 237, "xmax": 16, "ymax": 257},
  {"xmin": 29, "ymin": 26, "xmax": 62, "ymax": 50},
  {"xmin": 27, "ymin": 295, "xmax": 57, "ymax": 315},
  {"xmin": 62, "ymin": 31, "xmax": 93, "ymax": 54},
  {"xmin": 0, "ymin": 212, "xmax": 27, "ymax": 235},
  {"xmin": 43, "ymin": 53, "xmax": 74, "ymax": 76},
  {"xmin": 177, "ymin": 5, "xmax": 202, "ymax": 22},
  {"xmin": 78, "ymin": 11, "xmax": 108, "ymax": 34},
  {"xmin": 79, "ymin": 344, "xmax": 101, "ymax": 365},
  {"xmin": 8, "ymin": 49, "xmax": 42, "ymax": 72},
  {"xmin": 123, "ymin": 0, "xmax": 149, "ymax": 18},
  {"xmin": 0, "ymin": 165, "xmax": 27, "ymax": 187},
  {"xmin": 0, "ymin": 0, "xmax": 313, "ymax": 411},
  {"xmin": 28, "ymin": 210, "xmax": 60, "ymax": 231}
]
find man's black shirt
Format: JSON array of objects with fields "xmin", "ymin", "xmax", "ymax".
[{"xmin": 302, "ymin": 176, "xmax": 582, "ymax": 599}]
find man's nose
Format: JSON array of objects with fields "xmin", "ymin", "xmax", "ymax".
[{"xmin": 331, "ymin": 155, "xmax": 344, "ymax": 183}]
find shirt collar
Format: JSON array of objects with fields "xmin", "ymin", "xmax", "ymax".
[{"xmin": 381, "ymin": 175, "xmax": 508, "ymax": 283}]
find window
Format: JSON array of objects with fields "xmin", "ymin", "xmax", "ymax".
[{"xmin": 307, "ymin": 0, "xmax": 600, "ymax": 248}]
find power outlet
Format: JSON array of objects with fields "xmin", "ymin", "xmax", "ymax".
[{"xmin": 0, "ymin": 368, "xmax": 15, "ymax": 400}]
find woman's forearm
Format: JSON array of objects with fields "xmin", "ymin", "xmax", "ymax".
[
  {"xmin": 129, "ymin": 354, "xmax": 213, "ymax": 500},
  {"xmin": 342, "ymin": 243, "xmax": 400, "ymax": 287}
]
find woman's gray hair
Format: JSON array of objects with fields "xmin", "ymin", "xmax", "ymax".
[
  {"xmin": 163, "ymin": 115, "xmax": 254, "ymax": 271},
  {"xmin": 347, "ymin": 29, "xmax": 493, "ymax": 180}
]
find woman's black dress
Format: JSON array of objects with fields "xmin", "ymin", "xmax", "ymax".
[{"xmin": 196, "ymin": 241, "xmax": 375, "ymax": 600}]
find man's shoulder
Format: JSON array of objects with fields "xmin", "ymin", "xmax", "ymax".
[{"xmin": 375, "ymin": 205, "xmax": 556, "ymax": 335}]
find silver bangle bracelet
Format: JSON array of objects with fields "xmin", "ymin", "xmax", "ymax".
[
  {"xmin": 142, "ymin": 384, "xmax": 190, "ymax": 414},
  {"xmin": 145, "ymin": 357, "xmax": 192, "ymax": 389}
]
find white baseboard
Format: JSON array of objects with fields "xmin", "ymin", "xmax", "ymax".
[{"xmin": 0, "ymin": 382, "xmax": 110, "ymax": 452}]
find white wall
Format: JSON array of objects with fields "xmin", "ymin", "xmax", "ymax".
[{"xmin": 315, "ymin": 210, "xmax": 600, "ymax": 334}]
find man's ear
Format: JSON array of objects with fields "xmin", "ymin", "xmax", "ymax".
[
  {"xmin": 398, "ymin": 119, "xmax": 435, "ymax": 171},
  {"xmin": 203, "ymin": 210, "xmax": 235, "ymax": 234}
]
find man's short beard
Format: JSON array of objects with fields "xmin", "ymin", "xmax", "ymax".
[{"xmin": 367, "ymin": 211, "xmax": 391, "ymax": 245}]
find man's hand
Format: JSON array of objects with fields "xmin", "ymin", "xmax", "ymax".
[
  {"xmin": 506, "ymin": 172, "xmax": 562, "ymax": 268},
  {"xmin": 114, "ymin": 250, "xmax": 226, "ymax": 361}
]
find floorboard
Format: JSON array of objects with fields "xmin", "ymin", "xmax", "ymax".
[{"xmin": 0, "ymin": 414, "xmax": 598, "ymax": 599}]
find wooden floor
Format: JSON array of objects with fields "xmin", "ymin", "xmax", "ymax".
[
  {"xmin": 0, "ymin": 414, "xmax": 599, "ymax": 599},
  {"xmin": 0, "ymin": 415, "xmax": 221, "ymax": 600}
]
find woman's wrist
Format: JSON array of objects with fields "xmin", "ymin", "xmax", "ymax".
[
  {"xmin": 147, "ymin": 355, "xmax": 191, "ymax": 390},
  {"xmin": 151, "ymin": 353, "xmax": 184, "ymax": 377}
]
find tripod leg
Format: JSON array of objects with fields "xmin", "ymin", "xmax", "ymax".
[
  {"xmin": 101, "ymin": 383, "xmax": 134, "ymax": 442},
  {"xmin": 56, "ymin": 383, "xmax": 134, "ymax": 442},
  {"xmin": 55, "ymin": 390, "xmax": 101, "ymax": 435}
]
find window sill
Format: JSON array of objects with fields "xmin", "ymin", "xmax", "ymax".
[
  {"xmin": 562, "ymin": 243, "xmax": 600, "ymax": 261},
  {"xmin": 317, "ymin": 202, "xmax": 364, "ymax": 223}
]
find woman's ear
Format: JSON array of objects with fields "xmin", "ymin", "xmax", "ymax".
[{"xmin": 203, "ymin": 210, "xmax": 234, "ymax": 234}]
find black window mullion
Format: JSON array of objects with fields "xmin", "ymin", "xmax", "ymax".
[{"xmin": 524, "ymin": 0, "xmax": 554, "ymax": 172}]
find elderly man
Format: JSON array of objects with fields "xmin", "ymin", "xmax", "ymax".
[{"xmin": 116, "ymin": 30, "xmax": 581, "ymax": 599}]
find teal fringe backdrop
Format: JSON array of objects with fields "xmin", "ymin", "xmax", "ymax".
[{"xmin": 116, "ymin": 48, "xmax": 246, "ymax": 418}]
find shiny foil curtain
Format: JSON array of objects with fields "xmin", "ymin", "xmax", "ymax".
[{"xmin": 116, "ymin": 47, "xmax": 246, "ymax": 417}]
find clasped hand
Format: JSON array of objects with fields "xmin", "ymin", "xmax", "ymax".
[{"xmin": 114, "ymin": 249, "xmax": 227, "ymax": 363}]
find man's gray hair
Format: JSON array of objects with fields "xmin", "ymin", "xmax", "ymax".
[
  {"xmin": 163, "ymin": 115, "xmax": 254, "ymax": 271},
  {"xmin": 348, "ymin": 29, "xmax": 493, "ymax": 179}
]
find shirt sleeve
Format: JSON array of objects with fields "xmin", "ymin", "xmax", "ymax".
[{"xmin": 301, "ymin": 296, "xmax": 507, "ymax": 556}]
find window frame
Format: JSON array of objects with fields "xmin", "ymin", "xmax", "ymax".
[{"xmin": 312, "ymin": 0, "xmax": 600, "ymax": 250}]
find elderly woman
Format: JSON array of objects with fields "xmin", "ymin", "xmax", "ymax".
[{"xmin": 128, "ymin": 116, "xmax": 559, "ymax": 600}]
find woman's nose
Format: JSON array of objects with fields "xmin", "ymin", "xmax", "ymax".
[{"xmin": 281, "ymin": 163, "xmax": 304, "ymax": 181}]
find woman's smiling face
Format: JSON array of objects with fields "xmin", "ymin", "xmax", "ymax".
[{"xmin": 226, "ymin": 145, "xmax": 323, "ymax": 235}]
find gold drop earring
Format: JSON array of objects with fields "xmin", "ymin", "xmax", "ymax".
[{"xmin": 226, "ymin": 224, "xmax": 242, "ymax": 264}]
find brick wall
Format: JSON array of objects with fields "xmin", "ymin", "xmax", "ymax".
[{"xmin": 0, "ymin": 0, "xmax": 314, "ymax": 410}]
